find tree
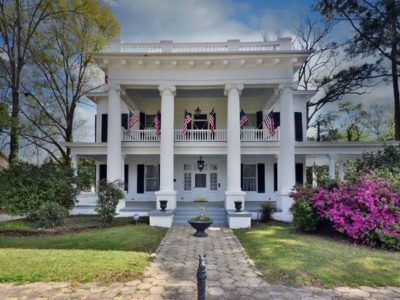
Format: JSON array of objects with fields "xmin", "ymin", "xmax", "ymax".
[
  {"xmin": 316, "ymin": 0, "xmax": 400, "ymax": 140},
  {"xmin": 294, "ymin": 15, "xmax": 376, "ymax": 125},
  {"xmin": 0, "ymin": 0, "xmax": 66, "ymax": 163},
  {"xmin": 20, "ymin": 0, "xmax": 119, "ymax": 164},
  {"xmin": 338, "ymin": 101, "xmax": 369, "ymax": 141}
]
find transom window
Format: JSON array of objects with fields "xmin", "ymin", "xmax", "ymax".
[
  {"xmin": 145, "ymin": 165, "xmax": 159, "ymax": 192},
  {"xmin": 242, "ymin": 164, "xmax": 257, "ymax": 191}
]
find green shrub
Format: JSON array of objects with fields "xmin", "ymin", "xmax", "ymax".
[
  {"xmin": 0, "ymin": 162, "xmax": 77, "ymax": 216},
  {"xmin": 290, "ymin": 199, "xmax": 321, "ymax": 233},
  {"xmin": 95, "ymin": 180, "xmax": 124, "ymax": 224},
  {"xmin": 260, "ymin": 202, "xmax": 274, "ymax": 223},
  {"xmin": 28, "ymin": 202, "xmax": 68, "ymax": 229}
]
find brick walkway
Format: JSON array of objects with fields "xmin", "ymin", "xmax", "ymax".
[{"xmin": 1, "ymin": 226, "xmax": 399, "ymax": 299}]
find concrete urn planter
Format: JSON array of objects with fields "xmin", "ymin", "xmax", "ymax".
[{"xmin": 188, "ymin": 220, "xmax": 213, "ymax": 237}]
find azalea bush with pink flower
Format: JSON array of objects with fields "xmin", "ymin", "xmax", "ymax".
[{"xmin": 291, "ymin": 177, "xmax": 400, "ymax": 250}]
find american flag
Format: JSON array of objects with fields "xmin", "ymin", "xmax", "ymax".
[
  {"xmin": 264, "ymin": 111, "xmax": 275, "ymax": 135},
  {"xmin": 240, "ymin": 109, "xmax": 248, "ymax": 128},
  {"xmin": 182, "ymin": 110, "xmax": 192, "ymax": 136},
  {"xmin": 154, "ymin": 110, "xmax": 161, "ymax": 135},
  {"xmin": 208, "ymin": 108, "xmax": 215, "ymax": 133},
  {"xmin": 128, "ymin": 110, "xmax": 138, "ymax": 130}
]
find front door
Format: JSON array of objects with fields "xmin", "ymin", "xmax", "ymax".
[{"xmin": 183, "ymin": 163, "xmax": 219, "ymax": 201}]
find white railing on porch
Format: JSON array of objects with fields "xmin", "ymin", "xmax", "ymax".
[
  {"xmin": 240, "ymin": 128, "xmax": 280, "ymax": 141},
  {"xmin": 122, "ymin": 129, "xmax": 160, "ymax": 141},
  {"xmin": 122, "ymin": 129, "xmax": 279, "ymax": 142},
  {"xmin": 76, "ymin": 192, "xmax": 98, "ymax": 206},
  {"xmin": 174, "ymin": 129, "xmax": 227, "ymax": 141}
]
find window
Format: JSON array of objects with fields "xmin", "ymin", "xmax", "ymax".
[
  {"xmin": 195, "ymin": 173, "xmax": 207, "ymax": 188},
  {"xmin": 145, "ymin": 165, "xmax": 159, "ymax": 192},
  {"xmin": 184, "ymin": 164, "xmax": 191, "ymax": 171},
  {"xmin": 242, "ymin": 164, "xmax": 256, "ymax": 191},
  {"xmin": 193, "ymin": 114, "xmax": 208, "ymax": 130},
  {"xmin": 210, "ymin": 173, "xmax": 217, "ymax": 191},
  {"xmin": 209, "ymin": 164, "xmax": 217, "ymax": 171},
  {"xmin": 244, "ymin": 113, "xmax": 256, "ymax": 129},
  {"xmin": 145, "ymin": 114, "xmax": 155, "ymax": 129},
  {"xmin": 184, "ymin": 173, "xmax": 191, "ymax": 191}
]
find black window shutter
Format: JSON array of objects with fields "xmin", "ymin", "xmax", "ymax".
[
  {"xmin": 273, "ymin": 112, "xmax": 280, "ymax": 128},
  {"xmin": 256, "ymin": 111, "xmax": 263, "ymax": 129},
  {"xmin": 159, "ymin": 112, "xmax": 161, "ymax": 129},
  {"xmin": 257, "ymin": 163, "xmax": 265, "ymax": 193},
  {"xmin": 187, "ymin": 113, "xmax": 192, "ymax": 130},
  {"xmin": 240, "ymin": 163, "xmax": 243, "ymax": 190},
  {"xmin": 213, "ymin": 112, "xmax": 216, "ymax": 129},
  {"xmin": 294, "ymin": 112, "xmax": 303, "ymax": 141},
  {"xmin": 124, "ymin": 164, "xmax": 129, "ymax": 192},
  {"xmin": 273, "ymin": 163, "xmax": 278, "ymax": 192},
  {"xmin": 139, "ymin": 112, "xmax": 145, "ymax": 130},
  {"xmin": 296, "ymin": 163, "xmax": 304, "ymax": 185},
  {"xmin": 99, "ymin": 164, "xmax": 107, "ymax": 181},
  {"xmin": 137, "ymin": 164, "xmax": 145, "ymax": 193},
  {"xmin": 94, "ymin": 114, "xmax": 97, "ymax": 142},
  {"xmin": 121, "ymin": 113, "xmax": 128, "ymax": 130},
  {"xmin": 101, "ymin": 114, "xmax": 108, "ymax": 142},
  {"xmin": 158, "ymin": 164, "xmax": 160, "ymax": 190}
]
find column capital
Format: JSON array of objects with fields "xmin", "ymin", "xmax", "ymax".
[
  {"xmin": 159, "ymin": 85, "xmax": 176, "ymax": 96},
  {"xmin": 224, "ymin": 83, "xmax": 244, "ymax": 96},
  {"xmin": 107, "ymin": 82, "xmax": 121, "ymax": 93},
  {"xmin": 328, "ymin": 153, "xmax": 337, "ymax": 159},
  {"xmin": 278, "ymin": 82, "xmax": 296, "ymax": 92}
]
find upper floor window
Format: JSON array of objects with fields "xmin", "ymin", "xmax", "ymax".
[
  {"xmin": 243, "ymin": 113, "xmax": 257, "ymax": 129},
  {"xmin": 193, "ymin": 113, "xmax": 208, "ymax": 130},
  {"xmin": 145, "ymin": 114, "xmax": 155, "ymax": 129}
]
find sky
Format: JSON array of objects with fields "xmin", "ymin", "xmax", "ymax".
[{"xmin": 74, "ymin": 0, "xmax": 394, "ymax": 142}]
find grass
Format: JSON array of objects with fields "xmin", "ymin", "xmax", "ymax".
[
  {"xmin": 0, "ymin": 224, "xmax": 167, "ymax": 284},
  {"xmin": 235, "ymin": 222, "xmax": 400, "ymax": 288},
  {"xmin": 0, "ymin": 215, "xmax": 135, "ymax": 232}
]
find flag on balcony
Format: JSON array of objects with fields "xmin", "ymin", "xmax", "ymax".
[
  {"xmin": 240, "ymin": 109, "xmax": 248, "ymax": 128},
  {"xmin": 154, "ymin": 110, "xmax": 161, "ymax": 135},
  {"xmin": 264, "ymin": 110, "xmax": 276, "ymax": 135},
  {"xmin": 183, "ymin": 110, "xmax": 192, "ymax": 136},
  {"xmin": 208, "ymin": 108, "xmax": 215, "ymax": 133},
  {"xmin": 128, "ymin": 110, "xmax": 138, "ymax": 130}
]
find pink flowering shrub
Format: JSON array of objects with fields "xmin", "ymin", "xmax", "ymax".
[{"xmin": 291, "ymin": 177, "xmax": 400, "ymax": 250}]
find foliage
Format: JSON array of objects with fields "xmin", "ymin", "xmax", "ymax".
[
  {"xmin": 235, "ymin": 223, "xmax": 400, "ymax": 287},
  {"xmin": 95, "ymin": 180, "xmax": 124, "ymax": 224},
  {"xmin": 290, "ymin": 186, "xmax": 321, "ymax": 232},
  {"xmin": 190, "ymin": 215, "xmax": 213, "ymax": 222},
  {"xmin": 28, "ymin": 202, "xmax": 68, "ymax": 229},
  {"xmin": 0, "ymin": 161, "xmax": 77, "ymax": 216},
  {"xmin": 310, "ymin": 177, "xmax": 400, "ymax": 250},
  {"xmin": 0, "ymin": 225, "xmax": 167, "ymax": 283},
  {"xmin": 260, "ymin": 202, "xmax": 274, "ymax": 223},
  {"xmin": 77, "ymin": 158, "xmax": 95, "ymax": 191}
]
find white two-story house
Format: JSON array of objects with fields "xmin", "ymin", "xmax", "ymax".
[{"xmin": 65, "ymin": 38, "xmax": 391, "ymax": 228}]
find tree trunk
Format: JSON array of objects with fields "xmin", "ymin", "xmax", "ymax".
[
  {"xmin": 392, "ymin": 59, "xmax": 400, "ymax": 140},
  {"xmin": 8, "ymin": 90, "xmax": 19, "ymax": 163}
]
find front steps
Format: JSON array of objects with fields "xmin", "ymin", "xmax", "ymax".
[{"xmin": 172, "ymin": 203, "xmax": 227, "ymax": 227}]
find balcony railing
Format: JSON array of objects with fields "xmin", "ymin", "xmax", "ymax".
[
  {"xmin": 174, "ymin": 129, "xmax": 227, "ymax": 141},
  {"xmin": 122, "ymin": 129, "xmax": 279, "ymax": 142},
  {"xmin": 76, "ymin": 192, "xmax": 98, "ymax": 206}
]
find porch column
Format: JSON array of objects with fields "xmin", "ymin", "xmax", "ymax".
[
  {"xmin": 107, "ymin": 84, "xmax": 122, "ymax": 182},
  {"xmin": 155, "ymin": 85, "xmax": 177, "ymax": 209},
  {"xmin": 71, "ymin": 154, "xmax": 78, "ymax": 176},
  {"xmin": 312, "ymin": 165, "xmax": 317, "ymax": 187},
  {"xmin": 277, "ymin": 84, "xmax": 295, "ymax": 221},
  {"xmin": 328, "ymin": 154, "xmax": 337, "ymax": 180},
  {"xmin": 338, "ymin": 161, "xmax": 345, "ymax": 181},
  {"xmin": 224, "ymin": 83, "xmax": 245, "ymax": 210}
]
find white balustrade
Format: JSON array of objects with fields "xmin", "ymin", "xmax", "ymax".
[
  {"xmin": 174, "ymin": 129, "xmax": 227, "ymax": 141},
  {"xmin": 122, "ymin": 129, "xmax": 279, "ymax": 142},
  {"xmin": 76, "ymin": 192, "xmax": 98, "ymax": 206},
  {"xmin": 240, "ymin": 128, "xmax": 280, "ymax": 141}
]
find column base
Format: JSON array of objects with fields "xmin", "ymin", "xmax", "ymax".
[
  {"xmin": 225, "ymin": 190, "xmax": 246, "ymax": 210},
  {"xmin": 155, "ymin": 190, "xmax": 177, "ymax": 210},
  {"xmin": 273, "ymin": 193, "xmax": 294, "ymax": 222}
]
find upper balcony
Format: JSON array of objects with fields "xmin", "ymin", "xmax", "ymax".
[
  {"xmin": 122, "ymin": 128, "xmax": 280, "ymax": 142},
  {"xmin": 105, "ymin": 38, "xmax": 293, "ymax": 54}
]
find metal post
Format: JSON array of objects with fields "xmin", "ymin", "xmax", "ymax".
[{"xmin": 197, "ymin": 254, "xmax": 206, "ymax": 300}]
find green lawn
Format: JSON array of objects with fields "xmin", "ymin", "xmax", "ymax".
[
  {"xmin": 0, "ymin": 224, "xmax": 167, "ymax": 284},
  {"xmin": 235, "ymin": 223, "xmax": 400, "ymax": 288}
]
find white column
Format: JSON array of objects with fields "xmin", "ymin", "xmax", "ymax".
[
  {"xmin": 71, "ymin": 154, "xmax": 78, "ymax": 176},
  {"xmin": 328, "ymin": 154, "xmax": 337, "ymax": 179},
  {"xmin": 312, "ymin": 165, "xmax": 317, "ymax": 187},
  {"xmin": 155, "ymin": 85, "xmax": 177, "ymax": 210},
  {"xmin": 277, "ymin": 84, "xmax": 295, "ymax": 221},
  {"xmin": 224, "ymin": 83, "xmax": 246, "ymax": 210},
  {"xmin": 107, "ymin": 84, "xmax": 122, "ymax": 182},
  {"xmin": 338, "ymin": 161, "xmax": 345, "ymax": 181}
]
